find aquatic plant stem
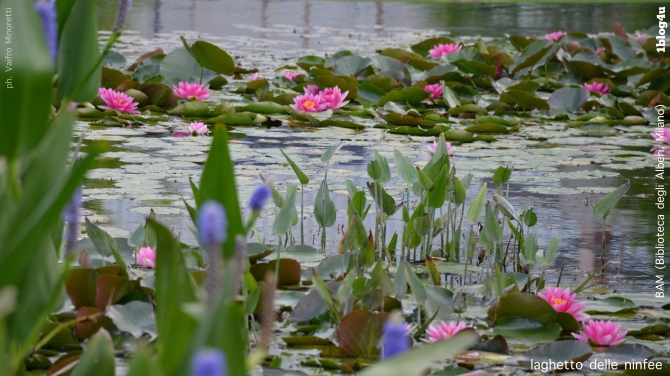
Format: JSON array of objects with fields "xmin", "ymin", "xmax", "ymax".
[
  {"xmin": 600, "ymin": 216, "xmax": 607, "ymax": 263},
  {"xmin": 275, "ymin": 240, "xmax": 282, "ymax": 277},
  {"xmin": 300, "ymin": 184, "xmax": 304, "ymax": 245}
]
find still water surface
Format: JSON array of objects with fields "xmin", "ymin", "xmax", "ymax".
[{"xmin": 89, "ymin": 1, "xmax": 668, "ymax": 293}]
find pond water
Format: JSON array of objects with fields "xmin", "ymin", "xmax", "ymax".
[{"xmin": 83, "ymin": 1, "xmax": 668, "ymax": 293}]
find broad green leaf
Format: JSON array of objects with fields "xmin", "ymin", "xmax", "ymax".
[
  {"xmin": 280, "ymin": 149, "xmax": 309, "ymax": 185},
  {"xmin": 373, "ymin": 150, "xmax": 392, "ymax": 185},
  {"xmin": 357, "ymin": 331, "xmax": 478, "ymax": 376},
  {"xmin": 500, "ymin": 90, "xmax": 550, "ymax": 110},
  {"xmin": 427, "ymin": 166, "xmax": 448, "ymax": 208},
  {"xmin": 521, "ymin": 233, "xmax": 539, "ymax": 265},
  {"xmin": 593, "ymin": 180, "xmax": 630, "ymax": 219},
  {"xmin": 198, "ymin": 127, "xmax": 244, "ymax": 259},
  {"xmin": 107, "ymin": 301, "xmax": 156, "ymax": 340},
  {"xmin": 493, "ymin": 193, "xmax": 519, "ymax": 222},
  {"xmin": 71, "ymin": 330, "xmax": 115, "ymax": 376},
  {"xmin": 274, "ymin": 188, "xmax": 297, "ymax": 236},
  {"xmin": 483, "ymin": 202, "xmax": 502, "ymax": 245},
  {"xmin": 236, "ymin": 102, "xmax": 287, "ymax": 114},
  {"xmin": 57, "ymin": 0, "xmax": 101, "ymax": 102},
  {"xmin": 537, "ymin": 235, "xmax": 562, "ymax": 266},
  {"xmin": 149, "ymin": 220, "xmax": 198, "ymax": 376},
  {"xmin": 394, "ymin": 260, "xmax": 408, "ymax": 300},
  {"xmin": 404, "ymin": 260, "xmax": 427, "ymax": 305},
  {"xmin": 314, "ymin": 181, "xmax": 336, "ymax": 228},
  {"xmin": 320, "ymin": 141, "xmax": 345, "ymax": 163},
  {"xmin": 126, "ymin": 348, "xmax": 164, "ymax": 376},
  {"xmin": 394, "ymin": 149, "xmax": 418, "ymax": 185},
  {"xmin": 0, "ymin": 0, "xmax": 53, "ymax": 160},
  {"xmin": 441, "ymin": 83, "xmax": 460, "ymax": 109},
  {"xmin": 312, "ymin": 270, "xmax": 341, "ymax": 320},
  {"xmin": 548, "ymin": 87, "xmax": 590, "ymax": 112},
  {"xmin": 378, "ymin": 87, "xmax": 428, "ymax": 106},
  {"xmin": 85, "ymin": 217, "xmax": 128, "ymax": 278},
  {"xmin": 467, "ymin": 182, "xmax": 487, "ymax": 224},
  {"xmin": 492, "ymin": 166, "xmax": 513, "ymax": 184},
  {"xmin": 190, "ymin": 41, "xmax": 235, "ymax": 76}
]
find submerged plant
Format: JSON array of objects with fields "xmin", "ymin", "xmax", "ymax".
[
  {"xmin": 572, "ymin": 320, "xmax": 627, "ymax": 347},
  {"xmin": 98, "ymin": 88, "xmax": 140, "ymax": 114}
]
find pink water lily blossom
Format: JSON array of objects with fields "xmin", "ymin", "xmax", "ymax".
[
  {"xmin": 544, "ymin": 31, "xmax": 566, "ymax": 41},
  {"xmin": 596, "ymin": 47, "xmax": 606, "ymax": 54},
  {"xmin": 651, "ymin": 128, "xmax": 670, "ymax": 143},
  {"xmin": 284, "ymin": 71, "xmax": 299, "ymax": 82},
  {"xmin": 429, "ymin": 43, "xmax": 462, "ymax": 59},
  {"xmin": 651, "ymin": 144, "xmax": 668, "ymax": 157},
  {"xmin": 136, "ymin": 247, "xmax": 157, "ymax": 268},
  {"xmin": 427, "ymin": 140, "xmax": 455, "ymax": 155},
  {"xmin": 249, "ymin": 72, "xmax": 259, "ymax": 81},
  {"xmin": 424, "ymin": 84, "xmax": 443, "ymax": 99},
  {"xmin": 630, "ymin": 31, "xmax": 652, "ymax": 45},
  {"xmin": 426, "ymin": 321, "xmax": 471, "ymax": 342},
  {"xmin": 572, "ymin": 320, "xmax": 627, "ymax": 347},
  {"xmin": 173, "ymin": 82, "xmax": 209, "ymax": 101},
  {"xmin": 304, "ymin": 84, "xmax": 321, "ymax": 96},
  {"xmin": 291, "ymin": 93, "xmax": 323, "ymax": 112},
  {"xmin": 98, "ymin": 88, "xmax": 140, "ymax": 114},
  {"xmin": 319, "ymin": 86, "xmax": 349, "ymax": 110},
  {"xmin": 188, "ymin": 122, "xmax": 208, "ymax": 136},
  {"xmin": 583, "ymin": 82, "xmax": 611, "ymax": 95},
  {"xmin": 537, "ymin": 285, "xmax": 588, "ymax": 322}
]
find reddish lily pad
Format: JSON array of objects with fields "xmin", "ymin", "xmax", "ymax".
[{"xmin": 337, "ymin": 310, "xmax": 389, "ymax": 357}]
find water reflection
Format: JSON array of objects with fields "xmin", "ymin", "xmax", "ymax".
[{"xmin": 97, "ymin": 0, "xmax": 657, "ymax": 48}]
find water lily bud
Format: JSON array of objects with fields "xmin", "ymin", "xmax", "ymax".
[
  {"xmin": 198, "ymin": 201, "xmax": 228, "ymax": 247},
  {"xmin": 249, "ymin": 184, "xmax": 271, "ymax": 211},
  {"xmin": 191, "ymin": 348, "xmax": 227, "ymax": 376}
]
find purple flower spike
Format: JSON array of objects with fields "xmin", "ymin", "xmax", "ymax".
[
  {"xmin": 191, "ymin": 348, "xmax": 227, "ymax": 376},
  {"xmin": 382, "ymin": 320, "xmax": 410, "ymax": 359},
  {"xmin": 249, "ymin": 184, "xmax": 271, "ymax": 211},
  {"xmin": 35, "ymin": 0, "xmax": 58, "ymax": 62},
  {"xmin": 198, "ymin": 200, "xmax": 228, "ymax": 247}
]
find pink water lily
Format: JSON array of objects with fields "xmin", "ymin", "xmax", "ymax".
[
  {"xmin": 544, "ymin": 31, "xmax": 566, "ymax": 41},
  {"xmin": 98, "ymin": 88, "xmax": 140, "ymax": 114},
  {"xmin": 583, "ymin": 82, "xmax": 611, "ymax": 95},
  {"xmin": 537, "ymin": 285, "xmax": 588, "ymax": 322},
  {"xmin": 572, "ymin": 320, "xmax": 627, "ymax": 347},
  {"xmin": 651, "ymin": 128, "xmax": 670, "ymax": 143},
  {"xmin": 136, "ymin": 247, "xmax": 157, "ymax": 268},
  {"xmin": 630, "ymin": 31, "xmax": 652, "ymax": 45},
  {"xmin": 427, "ymin": 140, "xmax": 455, "ymax": 155},
  {"xmin": 596, "ymin": 47, "xmax": 606, "ymax": 54},
  {"xmin": 304, "ymin": 84, "xmax": 321, "ymax": 96},
  {"xmin": 426, "ymin": 321, "xmax": 471, "ymax": 342},
  {"xmin": 291, "ymin": 93, "xmax": 323, "ymax": 112},
  {"xmin": 284, "ymin": 71, "xmax": 299, "ymax": 82},
  {"xmin": 424, "ymin": 84, "xmax": 443, "ymax": 99},
  {"xmin": 429, "ymin": 43, "xmax": 462, "ymax": 59},
  {"xmin": 651, "ymin": 144, "xmax": 668, "ymax": 157},
  {"xmin": 319, "ymin": 86, "xmax": 349, "ymax": 110},
  {"xmin": 173, "ymin": 82, "xmax": 209, "ymax": 101},
  {"xmin": 188, "ymin": 121, "xmax": 208, "ymax": 136},
  {"xmin": 249, "ymin": 72, "xmax": 259, "ymax": 81}
]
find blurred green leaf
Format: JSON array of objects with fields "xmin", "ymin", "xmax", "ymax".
[
  {"xmin": 280, "ymin": 149, "xmax": 309, "ymax": 185},
  {"xmin": 467, "ymin": 183, "xmax": 487, "ymax": 224},
  {"xmin": 71, "ymin": 330, "xmax": 115, "ymax": 376},
  {"xmin": 190, "ymin": 41, "xmax": 235, "ymax": 76},
  {"xmin": 594, "ymin": 180, "xmax": 630, "ymax": 219}
]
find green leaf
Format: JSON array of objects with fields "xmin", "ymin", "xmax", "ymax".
[
  {"xmin": 0, "ymin": 0, "xmax": 53, "ymax": 160},
  {"xmin": 71, "ymin": 330, "xmax": 115, "ymax": 376},
  {"xmin": 280, "ymin": 149, "xmax": 309, "ymax": 185},
  {"xmin": 378, "ymin": 87, "xmax": 429, "ymax": 106},
  {"xmin": 411, "ymin": 37, "xmax": 456, "ymax": 56},
  {"xmin": 314, "ymin": 181, "xmax": 336, "ymax": 229},
  {"xmin": 548, "ymin": 87, "xmax": 590, "ymax": 112},
  {"xmin": 593, "ymin": 180, "xmax": 630, "ymax": 219},
  {"xmin": 149, "ymin": 220, "xmax": 198, "ymax": 376},
  {"xmin": 493, "ymin": 317, "xmax": 561, "ymax": 343},
  {"xmin": 441, "ymin": 84, "xmax": 460, "ymax": 108},
  {"xmin": 404, "ymin": 260, "xmax": 427, "ymax": 305},
  {"xmin": 357, "ymin": 83, "xmax": 386, "ymax": 105},
  {"xmin": 493, "ymin": 193, "xmax": 518, "ymax": 222},
  {"xmin": 467, "ymin": 182, "xmax": 487, "ymax": 224},
  {"xmin": 357, "ymin": 331, "xmax": 478, "ymax": 376},
  {"xmin": 373, "ymin": 150, "xmax": 392, "ymax": 185},
  {"xmin": 198, "ymin": 127, "xmax": 244, "ymax": 259},
  {"xmin": 169, "ymin": 101, "xmax": 210, "ymax": 117},
  {"xmin": 190, "ymin": 41, "xmax": 235, "ymax": 76},
  {"xmin": 394, "ymin": 260, "xmax": 408, "ymax": 300},
  {"xmin": 537, "ymin": 235, "xmax": 562, "ymax": 266},
  {"xmin": 57, "ymin": 0, "xmax": 101, "ymax": 102},
  {"xmin": 501, "ymin": 90, "xmax": 550, "ymax": 110},
  {"xmin": 312, "ymin": 270, "xmax": 341, "ymax": 321},
  {"xmin": 427, "ymin": 166, "xmax": 448, "ymax": 208},
  {"xmin": 85, "ymin": 217, "xmax": 128, "ymax": 278},
  {"xmin": 488, "ymin": 293, "xmax": 558, "ymax": 325},
  {"xmin": 107, "ymin": 301, "xmax": 156, "ymax": 340},
  {"xmin": 484, "ymin": 202, "xmax": 503, "ymax": 245},
  {"xmin": 237, "ymin": 101, "xmax": 287, "ymax": 114},
  {"xmin": 465, "ymin": 123, "xmax": 510, "ymax": 134},
  {"xmin": 511, "ymin": 40, "xmax": 554, "ymax": 73},
  {"xmin": 273, "ymin": 188, "xmax": 298, "ymax": 236},
  {"xmin": 126, "ymin": 348, "xmax": 164, "ymax": 376},
  {"xmin": 320, "ymin": 141, "xmax": 345, "ymax": 163},
  {"xmin": 492, "ymin": 166, "xmax": 513, "ymax": 184},
  {"xmin": 521, "ymin": 233, "xmax": 539, "ymax": 265},
  {"xmin": 394, "ymin": 149, "xmax": 418, "ymax": 186}
]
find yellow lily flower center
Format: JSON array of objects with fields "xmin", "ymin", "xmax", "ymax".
[
  {"xmin": 118, "ymin": 99, "xmax": 124, "ymax": 105},
  {"xmin": 551, "ymin": 297, "xmax": 566, "ymax": 305},
  {"xmin": 303, "ymin": 100, "xmax": 315, "ymax": 109}
]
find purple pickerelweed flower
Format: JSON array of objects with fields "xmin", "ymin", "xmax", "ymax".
[
  {"xmin": 35, "ymin": 0, "xmax": 58, "ymax": 62},
  {"xmin": 64, "ymin": 187, "xmax": 82, "ymax": 256},
  {"xmin": 381, "ymin": 320, "xmax": 411, "ymax": 359},
  {"xmin": 198, "ymin": 200, "xmax": 228, "ymax": 247},
  {"xmin": 112, "ymin": 0, "xmax": 133, "ymax": 32},
  {"xmin": 249, "ymin": 184, "xmax": 271, "ymax": 211},
  {"xmin": 191, "ymin": 349, "xmax": 227, "ymax": 376}
]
